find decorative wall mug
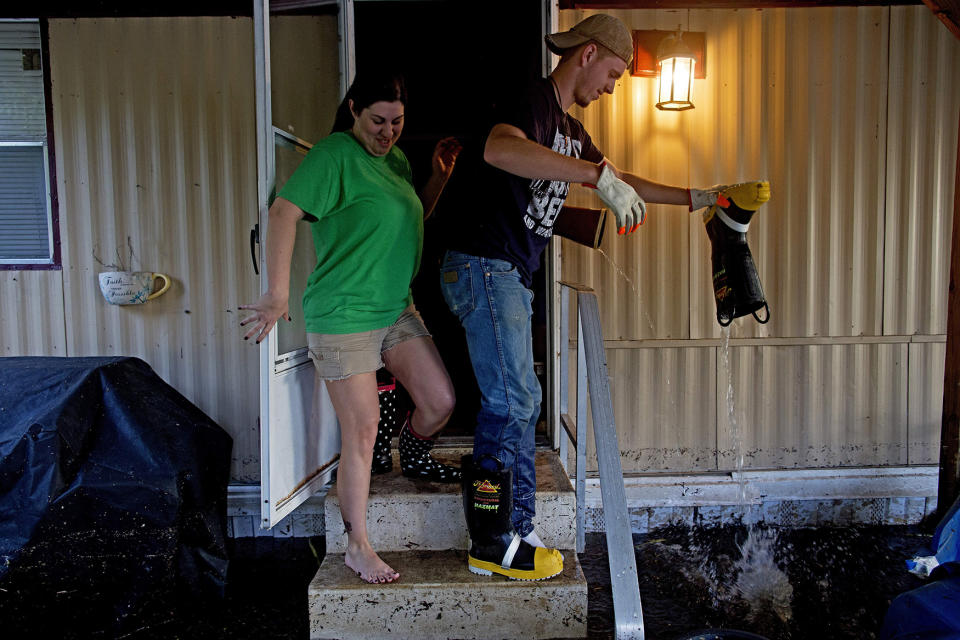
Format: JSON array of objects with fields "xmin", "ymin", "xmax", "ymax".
[{"xmin": 98, "ymin": 271, "xmax": 171, "ymax": 305}]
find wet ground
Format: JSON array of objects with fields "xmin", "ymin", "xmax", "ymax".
[
  {"xmin": 582, "ymin": 525, "xmax": 930, "ymax": 640},
  {"xmin": 1, "ymin": 525, "xmax": 931, "ymax": 639}
]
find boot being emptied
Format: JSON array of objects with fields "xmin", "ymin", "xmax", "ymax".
[
  {"xmin": 462, "ymin": 454, "xmax": 563, "ymax": 581},
  {"xmin": 398, "ymin": 416, "xmax": 461, "ymax": 483}
]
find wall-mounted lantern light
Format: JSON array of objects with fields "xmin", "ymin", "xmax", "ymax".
[
  {"xmin": 656, "ymin": 29, "xmax": 696, "ymax": 111},
  {"xmin": 632, "ymin": 28, "xmax": 706, "ymax": 112}
]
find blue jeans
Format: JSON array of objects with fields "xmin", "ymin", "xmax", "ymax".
[{"xmin": 440, "ymin": 250, "xmax": 540, "ymax": 537}]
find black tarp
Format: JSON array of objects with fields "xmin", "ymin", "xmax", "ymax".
[{"xmin": 0, "ymin": 356, "xmax": 233, "ymax": 637}]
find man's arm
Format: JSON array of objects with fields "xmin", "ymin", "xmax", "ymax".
[
  {"xmin": 483, "ymin": 123, "xmax": 603, "ymax": 184},
  {"xmin": 618, "ymin": 171, "xmax": 690, "ymax": 207}
]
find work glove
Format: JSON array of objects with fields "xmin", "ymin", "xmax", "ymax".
[
  {"xmin": 588, "ymin": 163, "xmax": 646, "ymax": 235},
  {"xmin": 688, "ymin": 185, "xmax": 733, "ymax": 212}
]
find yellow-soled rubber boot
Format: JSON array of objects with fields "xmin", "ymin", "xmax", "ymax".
[
  {"xmin": 461, "ymin": 455, "xmax": 564, "ymax": 581},
  {"xmin": 468, "ymin": 543, "xmax": 564, "ymax": 581},
  {"xmin": 715, "ymin": 181, "xmax": 770, "ymax": 212},
  {"xmin": 703, "ymin": 181, "xmax": 771, "ymax": 326}
]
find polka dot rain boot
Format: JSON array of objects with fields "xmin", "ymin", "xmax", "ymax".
[
  {"xmin": 398, "ymin": 415, "xmax": 461, "ymax": 483},
  {"xmin": 371, "ymin": 378, "xmax": 399, "ymax": 475}
]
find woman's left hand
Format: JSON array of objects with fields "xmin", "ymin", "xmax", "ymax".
[{"xmin": 431, "ymin": 137, "xmax": 462, "ymax": 180}]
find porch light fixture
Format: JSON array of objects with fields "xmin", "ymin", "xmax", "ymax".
[{"xmin": 656, "ymin": 28, "xmax": 695, "ymax": 111}]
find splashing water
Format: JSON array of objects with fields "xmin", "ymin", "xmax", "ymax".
[
  {"xmin": 734, "ymin": 527, "xmax": 795, "ymax": 625},
  {"xmin": 720, "ymin": 326, "xmax": 748, "ymax": 510},
  {"xmin": 593, "ymin": 244, "xmax": 795, "ymax": 627},
  {"xmin": 597, "ymin": 248, "xmax": 656, "ymax": 333},
  {"xmin": 717, "ymin": 325, "xmax": 794, "ymax": 626}
]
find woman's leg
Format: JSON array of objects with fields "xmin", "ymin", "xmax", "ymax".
[
  {"xmin": 325, "ymin": 373, "xmax": 400, "ymax": 583},
  {"xmin": 382, "ymin": 335, "xmax": 455, "ymax": 437}
]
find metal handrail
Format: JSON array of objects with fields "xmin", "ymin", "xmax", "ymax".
[{"xmin": 558, "ymin": 281, "xmax": 645, "ymax": 640}]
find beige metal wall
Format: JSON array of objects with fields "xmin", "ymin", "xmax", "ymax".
[
  {"xmin": 48, "ymin": 17, "xmax": 261, "ymax": 480},
  {"xmin": 560, "ymin": 6, "xmax": 960, "ymax": 472},
  {"xmin": 0, "ymin": 16, "xmax": 339, "ymax": 483},
  {"xmin": 0, "ymin": 16, "xmax": 340, "ymax": 482}
]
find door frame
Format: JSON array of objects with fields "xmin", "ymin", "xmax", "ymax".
[{"xmin": 253, "ymin": 0, "xmax": 356, "ymax": 528}]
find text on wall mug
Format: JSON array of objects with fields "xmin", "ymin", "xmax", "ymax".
[{"xmin": 98, "ymin": 271, "xmax": 171, "ymax": 305}]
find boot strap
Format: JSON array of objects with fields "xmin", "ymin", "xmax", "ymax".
[
  {"xmin": 501, "ymin": 533, "xmax": 522, "ymax": 569},
  {"xmin": 716, "ymin": 207, "xmax": 749, "ymax": 233}
]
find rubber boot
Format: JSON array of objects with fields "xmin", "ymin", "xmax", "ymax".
[
  {"xmin": 398, "ymin": 417, "xmax": 461, "ymax": 483},
  {"xmin": 371, "ymin": 417, "xmax": 393, "ymax": 475},
  {"xmin": 703, "ymin": 181, "xmax": 771, "ymax": 326},
  {"xmin": 371, "ymin": 378, "xmax": 398, "ymax": 475},
  {"xmin": 461, "ymin": 454, "xmax": 563, "ymax": 580}
]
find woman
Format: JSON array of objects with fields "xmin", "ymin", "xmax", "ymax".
[{"xmin": 240, "ymin": 71, "xmax": 461, "ymax": 584}]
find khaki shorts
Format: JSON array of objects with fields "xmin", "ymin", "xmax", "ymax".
[{"xmin": 307, "ymin": 305, "xmax": 431, "ymax": 380}]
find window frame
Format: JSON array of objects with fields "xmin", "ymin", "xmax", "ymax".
[{"xmin": 0, "ymin": 18, "xmax": 61, "ymax": 271}]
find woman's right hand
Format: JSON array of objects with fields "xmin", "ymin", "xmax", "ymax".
[{"xmin": 239, "ymin": 291, "xmax": 290, "ymax": 344}]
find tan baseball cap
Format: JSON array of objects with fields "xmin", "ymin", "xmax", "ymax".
[{"xmin": 545, "ymin": 14, "xmax": 633, "ymax": 65}]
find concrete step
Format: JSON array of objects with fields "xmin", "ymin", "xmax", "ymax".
[
  {"xmin": 324, "ymin": 448, "xmax": 576, "ymax": 553},
  {"xmin": 308, "ymin": 549, "xmax": 587, "ymax": 640}
]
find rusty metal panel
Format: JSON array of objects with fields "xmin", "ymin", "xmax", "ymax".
[
  {"xmin": 883, "ymin": 6, "xmax": 960, "ymax": 336},
  {"xmin": 908, "ymin": 340, "xmax": 946, "ymax": 465},
  {"xmin": 0, "ymin": 270, "xmax": 66, "ymax": 356},
  {"xmin": 717, "ymin": 342, "xmax": 909, "ymax": 468},
  {"xmin": 47, "ymin": 17, "xmax": 261, "ymax": 481}
]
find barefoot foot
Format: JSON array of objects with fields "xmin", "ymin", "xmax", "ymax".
[{"xmin": 345, "ymin": 544, "xmax": 400, "ymax": 584}]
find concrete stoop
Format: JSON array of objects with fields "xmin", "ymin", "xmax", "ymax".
[
  {"xmin": 324, "ymin": 449, "xmax": 577, "ymax": 553},
  {"xmin": 308, "ymin": 448, "xmax": 588, "ymax": 640},
  {"xmin": 308, "ymin": 549, "xmax": 586, "ymax": 640}
]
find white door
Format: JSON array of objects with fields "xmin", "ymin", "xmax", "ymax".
[{"xmin": 253, "ymin": 0, "xmax": 355, "ymax": 529}]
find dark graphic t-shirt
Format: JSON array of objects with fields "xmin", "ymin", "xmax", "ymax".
[{"xmin": 452, "ymin": 78, "xmax": 604, "ymax": 286}]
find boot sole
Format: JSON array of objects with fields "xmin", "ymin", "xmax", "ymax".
[{"xmin": 467, "ymin": 556, "xmax": 563, "ymax": 581}]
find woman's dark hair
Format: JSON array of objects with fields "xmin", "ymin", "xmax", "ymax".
[{"xmin": 330, "ymin": 70, "xmax": 407, "ymax": 134}]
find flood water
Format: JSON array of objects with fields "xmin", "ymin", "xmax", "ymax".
[{"xmin": 580, "ymin": 525, "xmax": 929, "ymax": 640}]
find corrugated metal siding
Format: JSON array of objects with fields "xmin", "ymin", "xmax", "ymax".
[
  {"xmin": 584, "ymin": 344, "xmax": 718, "ymax": 472},
  {"xmin": 562, "ymin": 7, "xmax": 895, "ymax": 341},
  {"xmin": 909, "ymin": 340, "xmax": 946, "ymax": 465},
  {"xmin": 884, "ymin": 6, "xmax": 960, "ymax": 336},
  {"xmin": 559, "ymin": 7, "xmax": 960, "ymax": 472},
  {"xmin": 0, "ymin": 270, "xmax": 66, "ymax": 355},
  {"xmin": 718, "ymin": 342, "xmax": 908, "ymax": 468},
  {"xmin": 48, "ymin": 18, "xmax": 261, "ymax": 481}
]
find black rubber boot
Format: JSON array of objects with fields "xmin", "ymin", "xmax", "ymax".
[
  {"xmin": 371, "ymin": 378, "xmax": 399, "ymax": 475},
  {"xmin": 461, "ymin": 454, "xmax": 563, "ymax": 580},
  {"xmin": 371, "ymin": 415, "xmax": 393, "ymax": 475},
  {"xmin": 703, "ymin": 181, "xmax": 771, "ymax": 326},
  {"xmin": 398, "ymin": 418, "xmax": 461, "ymax": 483}
]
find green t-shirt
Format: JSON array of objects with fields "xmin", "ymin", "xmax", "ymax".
[{"xmin": 278, "ymin": 131, "xmax": 423, "ymax": 334}]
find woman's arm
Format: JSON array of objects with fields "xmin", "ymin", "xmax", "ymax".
[
  {"xmin": 419, "ymin": 137, "xmax": 462, "ymax": 220},
  {"xmin": 239, "ymin": 196, "xmax": 304, "ymax": 343}
]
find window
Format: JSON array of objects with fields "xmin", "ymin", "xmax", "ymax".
[{"xmin": 0, "ymin": 20, "xmax": 57, "ymax": 268}]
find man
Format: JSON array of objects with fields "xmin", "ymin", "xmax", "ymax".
[{"xmin": 442, "ymin": 14, "xmax": 726, "ymax": 581}]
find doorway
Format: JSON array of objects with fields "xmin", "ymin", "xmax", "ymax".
[{"xmin": 352, "ymin": 0, "xmax": 547, "ymax": 441}]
